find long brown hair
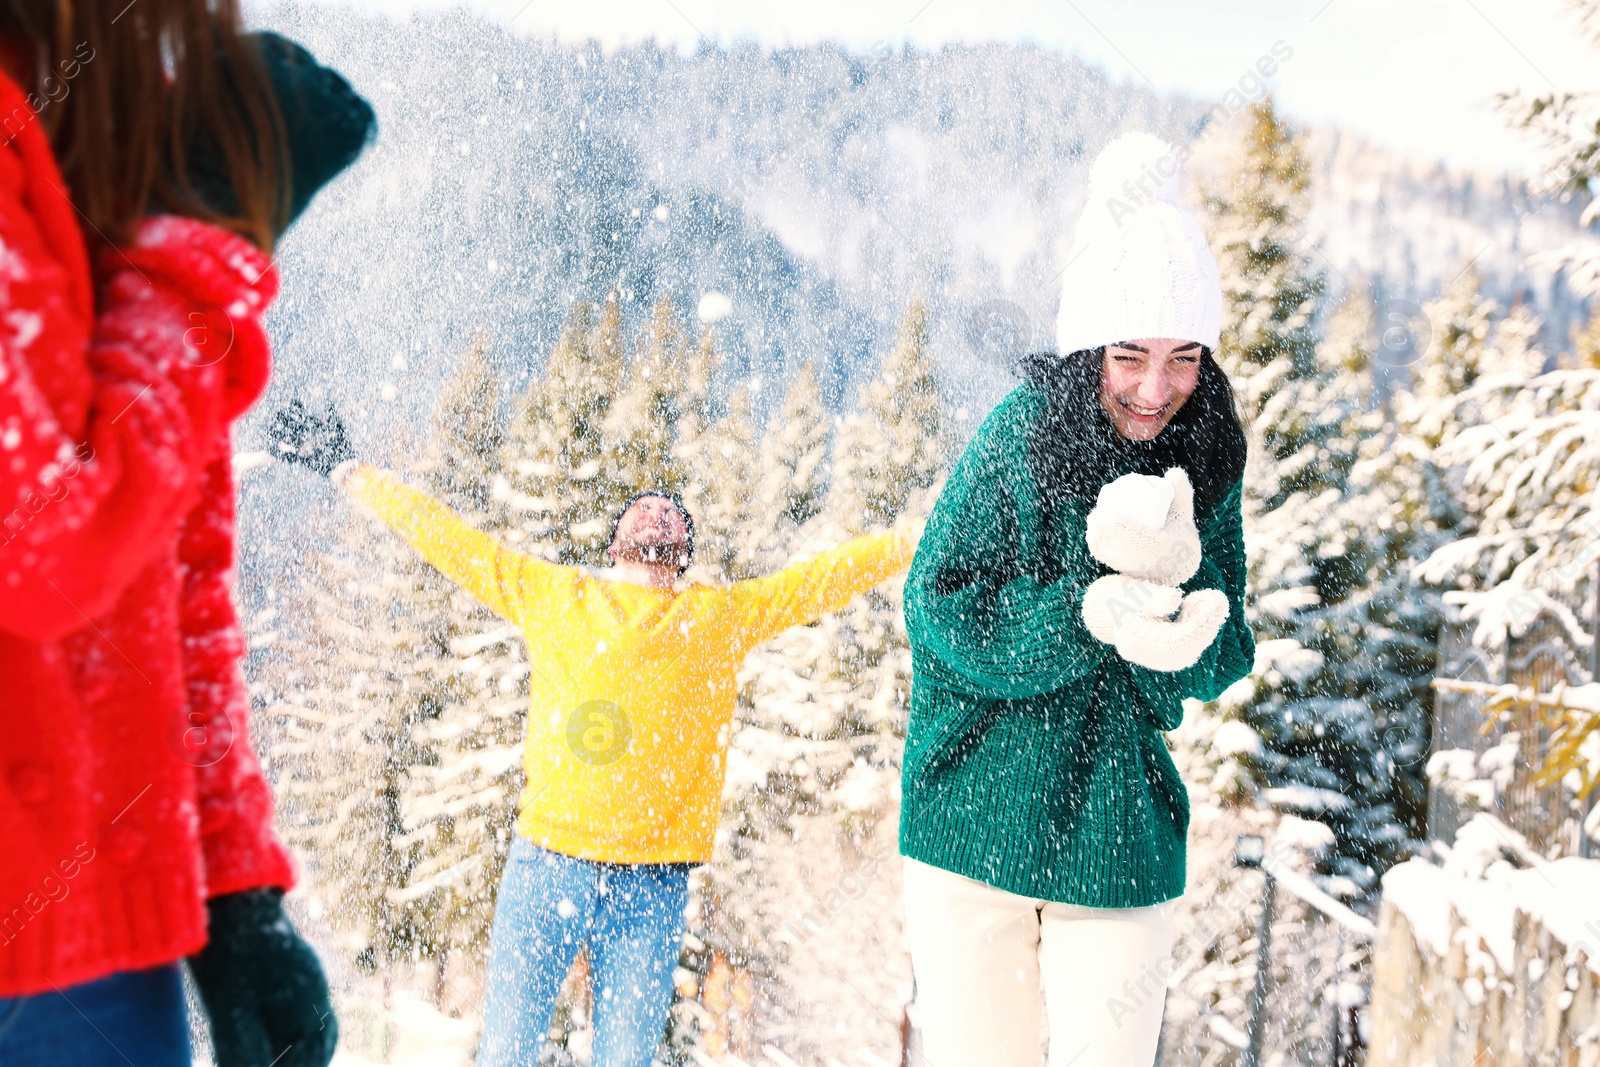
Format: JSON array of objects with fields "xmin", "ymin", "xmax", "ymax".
[{"xmin": 0, "ymin": 0, "xmax": 285, "ymax": 250}]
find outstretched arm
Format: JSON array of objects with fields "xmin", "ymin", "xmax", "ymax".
[
  {"xmin": 333, "ymin": 462, "xmax": 560, "ymax": 624},
  {"xmin": 268, "ymin": 401, "xmax": 565, "ymax": 622},
  {"xmin": 729, "ymin": 524, "xmax": 919, "ymax": 648}
]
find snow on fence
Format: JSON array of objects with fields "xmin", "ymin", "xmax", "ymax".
[{"xmin": 1367, "ymin": 814, "xmax": 1600, "ymax": 1067}]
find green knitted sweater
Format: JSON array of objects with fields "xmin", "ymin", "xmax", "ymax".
[{"xmin": 899, "ymin": 382, "xmax": 1254, "ymax": 908}]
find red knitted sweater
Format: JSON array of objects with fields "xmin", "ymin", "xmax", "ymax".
[{"xmin": 0, "ymin": 71, "xmax": 294, "ymax": 997}]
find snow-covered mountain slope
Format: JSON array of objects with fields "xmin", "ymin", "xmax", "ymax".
[{"xmin": 252, "ymin": 2, "xmax": 1595, "ymax": 443}]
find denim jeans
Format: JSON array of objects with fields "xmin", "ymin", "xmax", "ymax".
[
  {"xmin": 0, "ymin": 963, "xmax": 190, "ymax": 1067},
  {"xmin": 478, "ymin": 835, "xmax": 691, "ymax": 1067}
]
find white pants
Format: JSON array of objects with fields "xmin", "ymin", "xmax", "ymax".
[{"xmin": 902, "ymin": 857, "xmax": 1175, "ymax": 1067}]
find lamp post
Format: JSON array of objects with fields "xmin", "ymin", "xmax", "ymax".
[
  {"xmin": 1235, "ymin": 834, "xmax": 1275, "ymax": 1067},
  {"xmin": 1328, "ymin": 927, "xmax": 1345, "ymax": 1067}
]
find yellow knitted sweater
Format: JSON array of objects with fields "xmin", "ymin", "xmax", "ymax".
[{"xmin": 342, "ymin": 464, "xmax": 917, "ymax": 864}]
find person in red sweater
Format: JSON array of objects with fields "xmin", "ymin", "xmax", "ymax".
[{"xmin": 0, "ymin": 4, "xmax": 373, "ymax": 1066}]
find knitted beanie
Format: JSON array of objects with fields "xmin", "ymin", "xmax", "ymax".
[{"xmin": 1055, "ymin": 132, "xmax": 1222, "ymax": 356}]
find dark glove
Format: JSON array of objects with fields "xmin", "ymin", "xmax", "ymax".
[
  {"xmin": 269, "ymin": 399, "xmax": 354, "ymax": 476},
  {"xmin": 189, "ymin": 888, "xmax": 339, "ymax": 1067}
]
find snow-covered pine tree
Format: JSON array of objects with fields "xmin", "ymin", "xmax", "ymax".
[
  {"xmin": 1384, "ymin": 0, "xmax": 1600, "ymax": 935},
  {"xmin": 1498, "ymin": 0, "xmax": 1600, "ymax": 300},
  {"xmin": 389, "ymin": 624, "xmax": 526, "ymax": 1015},
  {"xmin": 604, "ymin": 296, "xmax": 690, "ymax": 504},
  {"xmin": 375, "ymin": 339, "xmax": 520, "ymax": 999},
  {"xmin": 1411, "ymin": 0, "xmax": 1600, "ymax": 670},
  {"xmin": 416, "ymin": 334, "xmax": 505, "ymax": 521},
  {"xmin": 1410, "ymin": 296, "xmax": 1600, "ymax": 627},
  {"xmin": 675, "ymin": 325, "xmax": 719, "ymax": 458},
  {"xmin": 681, "ymin": 380, "xmax": 763, "ymax": 583},
  {"xmin": 1309, "ymin": 293, "xmax": 1455, "ymax": 842},
  {"xmin": 747, "ymin": 362, "xmax": 832, "ymax": 572},
  {"xmin": 740, "ymin": 300, "xmax": 950, "ymax": 837},
  {"xmin": 1397, "ymin": 269, "xmax": 1499, "ymax": 452},
  {"xmin": 492, "ymin": 300, "xmax": 624, "ymax": 563},
  {"xmin": 259, "ymin": 533, "xmax": 446, "ymax": 987},
  {"xmin": 1204, "ymin": 100, "xmax": 1357, "ymax": 829},
  {"xmin": 260, "ymin": 337, "xmax": 513, "ymax": 1002},
  {"xmin": 262, "ymin": 340, "xmax": 515, "ymax": 1017},
  {"xmin": 1205, "ymin": 99, "xmax": 1325, "ymax": 438},
  {"xmin": 1486, "ymin": 301, "xmax": 1553, "ymax": 379},
  {"xmin": 1198, "ymin": 101, "xmax": 1451, "ymax": 888},
  {"xmin": 1390, "ymin": 270, "xmax": 1600, "ymax": 861},
  {"xmin": 1226, "ymin": 288, "xmax": 1445, "ymax": 887},
  {"xmin": 821, "ymin": 300, "xmax": 949, "ymax": 537},
  {"xmin": 675, "ymin": 327, "xmax": 766, "ymax": 583},
  {"xmin": 809, "ymin": 299, "xmax": 950, "ymax": 748}
]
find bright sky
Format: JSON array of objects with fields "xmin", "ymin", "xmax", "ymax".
[{"xmin": 282, "ymin": 0, "xmax": 1600, "ymax": 174}]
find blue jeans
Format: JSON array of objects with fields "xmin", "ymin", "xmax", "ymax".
[
  {"xmin": 0, "ymin": 964, "xmax": 190, "ymax": 1067},
  {"xmin": 478, "ymin": 835, "xmax": 690, "ymax": 1067}
]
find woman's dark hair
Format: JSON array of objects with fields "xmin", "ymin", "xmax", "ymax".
[
  {"xmin": 1020, "ymin": 346, "xmax": 1247, "ymax": 522},
  {"xmin": 1, "ymin": 0, "xmax": 287, "ymax": 249}
]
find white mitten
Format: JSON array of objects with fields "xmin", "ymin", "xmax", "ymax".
[
  {"xmin": 1081, "ymin": 574, "xmax": 1184, "ymax": 645},
  {"xmin": 1085, "ymin": 467, "xmax": 1201, "ymax": 586},
  {"xmin": 1113, "ymin": 588, "xmax": 1230, "ymax": 672}
]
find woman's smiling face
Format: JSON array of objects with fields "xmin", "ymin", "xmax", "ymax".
[{"xmin": 1098, "ymin": 338, "xmax": 1205, "ymax": 441}]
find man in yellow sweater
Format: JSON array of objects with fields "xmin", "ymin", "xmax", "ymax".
[{"xmin": 268, "ymin": 401, "xmax": 917, "ymax": 1067}]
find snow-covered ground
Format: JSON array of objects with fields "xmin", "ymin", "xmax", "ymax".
[{"xmin": 329, "ymin": 990, "xmax": 477, "ymax": 1067}]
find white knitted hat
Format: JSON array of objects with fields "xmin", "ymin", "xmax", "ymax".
[{"xmin": 1055, "ymin": 132, "xmax": 1222, "ymax": 356}]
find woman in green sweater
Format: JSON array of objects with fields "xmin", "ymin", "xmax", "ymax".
[{"xmin": 899, "ymin": 133, "xmax": 1254, "ymax": 1067}]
